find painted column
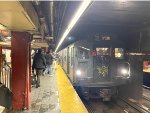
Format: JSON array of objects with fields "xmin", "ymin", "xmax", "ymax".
[
  {"xmin": 0, "ymin": 46, "xmax": 2, "ymax": 81},
  {"xmin": 11, "ymin": 32, "xmax": 31, "ymax": 109}
]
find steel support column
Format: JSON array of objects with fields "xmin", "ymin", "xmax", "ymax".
[{"xmin": 11, "ymin": 32, "xmax": 31, "ymax": 109}]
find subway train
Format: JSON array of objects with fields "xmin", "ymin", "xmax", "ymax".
[
  {"xmin": 58, "ymin": 35, "xmax": 131, "ymax": 101},
  {"xmin": 143, "ymin": 61, "xmax": 150, "ymax": 88}
]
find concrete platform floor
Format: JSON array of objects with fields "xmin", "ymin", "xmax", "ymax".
[{"xmin": 7, "ymin": 73, "xmax": 60, "ymax": 113}]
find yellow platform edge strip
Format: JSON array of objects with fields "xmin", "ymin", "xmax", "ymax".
[
  {"xmin": 56, "ymin": 63, "xmax": 88, "ymax": 113},
  {"xmin": 143, "ymin": 69, "xmax": 150, "ymax": 73}
]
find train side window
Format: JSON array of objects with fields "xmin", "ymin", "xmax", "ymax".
[
  {"xmin": 78, "ymin": 46, "xmax": 90, "ymax": 59},
  {"xmin": 73, "ymin": 47, "xmax": 74, "ymax": 64},
  {"xmin": 71, "ymin": 48, "xmax": 73, "ymax": 66},
  {"xmin": 115, "ymin": 48, "xmax": 124, "ymax": 59},
  {"xmin": 64, "ymin": 50, "xmax": 67, "ymax": 62},
  {"xmin": 70, "ymin": 47, "xmax": 74, "ymax": 66}
]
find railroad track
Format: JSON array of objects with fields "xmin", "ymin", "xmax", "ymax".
[
  {"xmin": 83, "ymin": 98, "xmax": 150, "ymax": 113},
  {"xmin": 118, "ymin": 98, "xmax": 150, "ymax": 113},
  {"xmin": 143, "ymin": 95, "xmax": 150, "ymax": 102},
  {"xmin": 83, "ymin": 99, "xmax": 127, "ymax": 113},
  {"xmin": 84, "ymin": 102, "xmax": 95, "ymax": 113}
]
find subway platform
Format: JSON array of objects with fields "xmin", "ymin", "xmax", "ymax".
[{"xmin": 2, "ymin": 63, "xmax": 88, "ymax": 113}]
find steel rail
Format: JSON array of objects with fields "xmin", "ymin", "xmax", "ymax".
[
  {"xmin": 83, "ymin": 98, "xmax": 150, "ymax": 113},
  {"xmin": 143, "ymin": 95, "xmax": 150, "ymax": 102},
  {"xmin": 120, "ymin": 98, "xmax": 150, "ymax": 113}
]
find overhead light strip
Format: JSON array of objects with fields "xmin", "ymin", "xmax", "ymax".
[{"xmin": 55, "ymin": 0, "xmax": 92, "ymax": 52}]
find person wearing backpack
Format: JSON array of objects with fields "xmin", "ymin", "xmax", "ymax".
[{"xmin": 32, "ymin": 49, "xmax": 46, "ymax": 88}]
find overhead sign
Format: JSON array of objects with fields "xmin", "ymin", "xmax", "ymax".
[
  {"xmin": 31, "ymin": 42, "xmax": 48, "ymax": 48},
  {"xmin": 33, "ymin": 35, "xmax": 43, "ymax": 39},
  {"xmin": 45, "ymin": 36, "xmax": 53, "ymax": 40}
]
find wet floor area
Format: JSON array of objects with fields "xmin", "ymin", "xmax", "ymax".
[{"xmin": 8, "ymin": 73, "xmax": 60, "ymax": 113}]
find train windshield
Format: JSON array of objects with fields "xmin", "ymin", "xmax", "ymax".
[
  {"xmin": 96, "ymin": 48, "xmax": 110, "ymax": 56},
  {"xmin": 115, "ymin": 48, "xmax": 124, "ymax": 59},
  {"xmin": 78, "ymin": 46, "xmax": 90, "ymax": 59}
]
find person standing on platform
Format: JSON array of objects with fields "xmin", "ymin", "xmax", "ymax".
[
  {"xmin": 32, "ymin": 49, "xmax": 46, "ymax": 88},
  {"xmin": 45, "ymin": 51, "xmax": 53, "ymax": 76}
]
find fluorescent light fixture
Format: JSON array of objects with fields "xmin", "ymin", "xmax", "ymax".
[
  {"xmin": 55, "ymin": 0, "xmax": 92, "ymax": 52},
  {"xmin": 68, "ymin": 37, "xmax": 72, "ymax": 40},
  {"xmin": 6, "ymin": 36, "xmax": 11, "ymax": 40},
  {"xmin": 32, "ymin": 39, "xmax": 35, "ymax": 42}
]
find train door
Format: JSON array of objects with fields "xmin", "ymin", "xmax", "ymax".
[
  {"xmin": 93, "ymin": 47, "xmax": 111, "ymax": 82},
  {"xmin": 61, "ymin": 50, "xmax": 63, "ymax": 67},
  {"xmin": 69, "ymin": 46, "xmax": 74, "ymax": 82},
  {"xmin": 67, "ymin": 47, "xmax": 70, "ymax": 74}
]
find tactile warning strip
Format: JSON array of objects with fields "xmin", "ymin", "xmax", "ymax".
[{"xmin": 56, "ymin": 64, "xmax": 88, "ymax": 113}]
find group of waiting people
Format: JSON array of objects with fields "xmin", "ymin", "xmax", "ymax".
[{"xmin": 32, "ymin": 49, "xmax": 53, "ymax": 88}]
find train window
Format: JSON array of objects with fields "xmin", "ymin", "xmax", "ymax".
[
  {"xmin": 115, "ymin": 48, "xmax": 124, "ymax": 59},
  {"xmin": 78, "ymin": 47, "xmax": 89, "ymax": 59},
  {"xmin": 71, "ymin": 48, "xmax": 74, "ymax": 66},
  {"xmin": 72, "ymin": 47, "xmax": 74, "ymax": 65},
  {"xmin": 63, "ymin": 56, "xmax": 66, "ymax": 62},
  {"xmin": 63, "ymin": 50, "xmax": 67, "ymax": 62},
  {"xmin": 96, "ymin": 48, "xmax": 110, "ymax": 55}
]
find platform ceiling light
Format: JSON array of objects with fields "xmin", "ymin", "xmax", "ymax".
[
  {"xmin": 55, "ymin": 0, "xmax": 92, "ymax": 52},
  {"xmin": 6, "ymin": 37, "xmax": 11, "ymax": 40},
  {"xmin": 68, "ymin": 36, "xmax": 72, "ymax": 40}
]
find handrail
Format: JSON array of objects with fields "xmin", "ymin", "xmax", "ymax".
[{"xmin": 0, "ymin": 59, "xmax": 12, "ymax": 91}]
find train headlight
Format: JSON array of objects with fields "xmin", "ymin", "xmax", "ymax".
[
  {"xmin": 117, "ymin": 62, "xmax": 130, "ymax": 79},
  {"xmin": 120, "ymin": 68, "xmax": 130, "ymax": 78},
  {"xmin": 76, "ymin": 70, "xmax": 82, "ymax": 76},
  {"xmin": 121, "ymin": 68, "xmax": 128, "ymax": 75}
]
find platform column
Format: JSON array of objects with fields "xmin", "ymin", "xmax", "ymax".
[
  {"xmin": 11, "ymin": 32, "xmax": 31, "ymax": 110},
  {"xmin": 0, "ymin": 46, "xmax": 2, "ymax": 79}
]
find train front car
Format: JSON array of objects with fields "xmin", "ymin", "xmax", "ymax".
[{"xmin": 74, "ymin": 36, "xmax": 130, "ymax": 101}]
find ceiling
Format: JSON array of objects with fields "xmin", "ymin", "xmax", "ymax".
[
  {"xmin": 77, "ymin": 1, "xmax": 150, "ymax": 29},
  {"xmin": 0, "ymin": 1, "xmax": 39, "ymax": 32},
  {"xmin": 53, "ymin": 1, "xmax": 150, "ymax": 49},
  {"xmin": 1, "ymin": 1, "xmax": 150, "ymax": 49},
  {"xmin": 0, "ymin": 1, "xmax": 49, "ymax": 48}
]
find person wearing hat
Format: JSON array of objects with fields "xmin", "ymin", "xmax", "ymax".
[{"xmin": 32, "ymin": 49, "xmax": 46, "ymax": 88}]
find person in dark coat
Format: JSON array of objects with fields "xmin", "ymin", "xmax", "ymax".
[
  {"xmin": 45, "ymin": 51, "xmax": 53, "ymax": 75},
  {"xmin": 32, "ymin": 49, "xmax": 46, "ymax": 88}
]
